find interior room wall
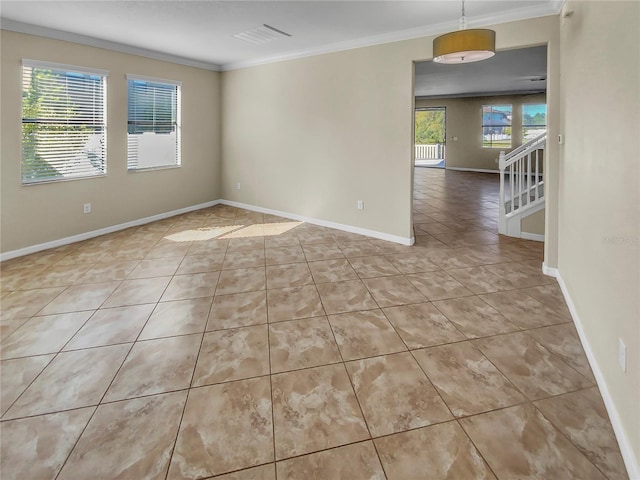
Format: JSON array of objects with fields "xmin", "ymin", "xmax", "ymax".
[
  {"xmin": 521, "ymin": 209, "xmax": 545, "ymax": 236},
  {"xmin": 1, "ymin": 16, "xmax": 562, "ymax": 265},
  {"xmin": 221, "ymin": 16, "xmax": 560, "ymax": 245},
  {"xmin": 558, "ymin": 1, "xmax": 639, "ymax": 473},
  {"xmin": 221, "ymin": 41, "xmax": 417, "ymax": 242},
  {"xmin": 415, "ymin": 93, "xmax": 547, "ymax": 171},
  {"xmin": 1, "ymin": 30, "xmax": 221, "ymax": 254}
]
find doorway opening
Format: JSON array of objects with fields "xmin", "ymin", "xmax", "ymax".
[
  {"xmin": 411, "ymin": 45, "xmax": 549, "ymax": 243},
  {"xmin": 414, "ymin": 107, "xmax": 446, "ymax": 168}
]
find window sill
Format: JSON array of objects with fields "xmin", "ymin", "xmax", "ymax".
[
  {"xmin": 127, "ymin": 165, "xmax": 181, "ymax": 173},
  {"xmin": 21, "ymin": 174, "xmax": 107, "ymax": 187}
]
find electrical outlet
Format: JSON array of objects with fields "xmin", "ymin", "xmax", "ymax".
[
  {"xmin": 619, "ymin": 338, "xmax": 627, "ymax": 372},
  {"xmin": 83, "ymin": 203, "xmax": 92, "ymax": 214},
  {"xmin": 236, "ymin": 182, "xmax": 241, "ymax": 190},
  {"xmin": 357, "ymin": 200, "xmax": 364, "ymax": 210}
]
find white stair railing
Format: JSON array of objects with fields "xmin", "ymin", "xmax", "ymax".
[{"xmin": 498, "ymin": 132, "xmax": 546, "ymax": 236}]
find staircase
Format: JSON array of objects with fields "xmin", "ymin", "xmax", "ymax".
[{"xmin": 498, "ymin": 132, "xmax": 546, "ymax": 238}]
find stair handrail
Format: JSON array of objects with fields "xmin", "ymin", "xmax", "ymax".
[
  {"xmin": 499, "ymin": 132, "xmax": 547, "ymax": 170},
  {"xmin": 498, "ymin": 132, "xmax": 547, "ymax": 236}
]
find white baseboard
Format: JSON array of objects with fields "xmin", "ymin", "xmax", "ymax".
[
  {"xmin": 445, "ymin": 167, "xmax": 500, "ymax": 174},
  {"xmin": 0, "ymin": 200, "xmax": 220, "ymax": 262},
  {"xmin": 553, "ymin": 269, "xmax": 640, "ymax": 480},
  {"xmin": 541, "ymin": 262, "xmax": 559, "ymax": 277},
  {"xmin": 219, "ymin": 200, "xmax": 414, "ymax": 246},
  {"xmin": 521, "ymin": 231, "xmax": 545, "ymax": 242},
  {"xmin": 1, "ymin": 199, "xmax": 414, "ymax": 261}
]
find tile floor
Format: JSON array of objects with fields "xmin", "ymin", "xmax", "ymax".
[{"xmin": 0, "ymin": 167, "xmax": 629, "ymax": 479}]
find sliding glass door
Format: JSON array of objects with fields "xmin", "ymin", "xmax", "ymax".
[{"xmin": 414, "ymin": 107, "xmax": 446, "ymax": 168}]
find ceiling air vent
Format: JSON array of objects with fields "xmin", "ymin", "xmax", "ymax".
[{"xmin": 232, "ymin": 24, "xmax": 291, "ymax": 45}]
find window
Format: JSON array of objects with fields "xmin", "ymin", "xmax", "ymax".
[
  {"xmin": 482, "ymin": 105, "xmax": 512, "ymax": 148},
  {"xmin": 21, "ymin": 60, "xmax": 107, "ymax": 184},
  {"xmin": 522, "ymin": 104, "xmax": 547, "ymax": 141},
  {"xmin": 127, "ymin": 75, "xmax": 181, "ymax": 170}
]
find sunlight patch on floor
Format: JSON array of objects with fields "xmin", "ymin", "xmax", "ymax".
[
  {"xmin": 164, "ymin": 226, "xmax": 241, "ymax": 242},
  {"xmin": 164, "ymin": 222, "xmax": 303, "ymax": 242},
  {"xmin": 221, "ymin": 222, "xmax": 302, "ymax": 239}
]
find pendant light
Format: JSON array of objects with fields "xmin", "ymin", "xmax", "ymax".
[{"xmin": 433, "ymin": 0, "xmax": 496, "ymax": 64}]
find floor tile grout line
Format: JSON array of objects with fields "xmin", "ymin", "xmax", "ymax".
[
  {"xmin": 530, "ymin": 390, "xmax": 618, "ymax": 480},
  {"xmin": 432, "ymin": 298, "xmax": 521, "ymax": 340},
  {"xmin": 457, "ymin": 392, "xmax": 610, "ymax": 480},
  {"xmin": 517, "ymin": 328, "xmax": 599, "ymax": 385},
  {"xmin": 459, "ymin": 338, "xmax": 532, "ymax": 405},
  {"xmin": 198, "ymin": 461, "xmax": 276, "ymax": 479},
  {"xmin": 454, "ymin": 415, "xmax": 501, "ymax": 479},
  {"xmin": 415, "ymin": 169, "xmax": 541, "ymax": 480},
  {"xmin": 266, "ymin": 300, "xmax": 279, "ymax": 473},
  {"xmin": 0, "ymin": 315, "xmax": 33, "ymax": 343},
  {"xmin": 163, "ymin": 384, "xmax": 196, "ymax": 480},
  {"xmin": 92, "ymin": 343, "xmax": 138, "ymax": 408},
  {"xmin": 470, "ymin": 324, "xmax": 598, "ymax": 389},
  {"xmin": 278, "ymin": 439, "xmax": 391, "ymax": 479},
  {"xmin": 156, "ymin": 209, "xmax": 235, "ymax": 478},
  {"xmin": 161, "ymin": 276, "xmax": 218, "ymax": 480},
  {"xmin": 407, "ymin": 348, "xmax": 458, "ymax": 420},
  {"xmin": 66, "ymin": 256, "xmax": 187, "ymax": 412},
  {"xmin": 469, "ymin": 333, "xmax": 584, "ymax": 404},
  {"xmin": 50, "ymin": 300, "xmax": 186, "ymax": 480},
  {"xmin": 323, "ymin": 308, "xmax": 377, "ymax": 446},
  {"xmin": 368, "ymin": 437, "xmax": 390, "ymax": 479},
  {"xmin": 0, "ymin": 351, "xmax": 58, "ymax": 421},
  {"xmin": 268, "ymin": 414, "xmax": 485, "ymax": 463},
  {"xmin": 1, "ymin": 307, "xmax": 575, "ymax": 365},
  {"xmin": 51, "ymin": 404, "xmax": 100, "ymax": 480},
  {"xmin": 1, "ymin": 306, "xmax": 106, "ymax": 419},
  {"xmin": 3, "ymin": 194, "xmax": 616, "ymax": 476}
]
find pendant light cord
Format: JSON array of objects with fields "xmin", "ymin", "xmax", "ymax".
[{"xmin": 460, "ymin": 0, "xmax": 468, "ymax": 30}]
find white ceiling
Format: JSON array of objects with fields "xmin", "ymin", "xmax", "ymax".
[
  {"xmin": 415, "ymin": 45, "xmax": 547, "ymax": 98},
  {"xmin": 1, "ymin": 1, "xmax": 561, "ymax": 71}
]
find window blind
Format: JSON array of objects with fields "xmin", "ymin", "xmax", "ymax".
[
  {"xmin": 127, "ymin": 75, "xmax": 181, "ymax": 170},
  {"xmin": 21, "ymin": 60, "xmax": 107, "ymax": 184}
]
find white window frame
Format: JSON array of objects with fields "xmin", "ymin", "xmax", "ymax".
[
  {"xmin": 21, "ymin": 59, "xmax": 108, "ymax": 185},
  {"xmin": 126, "ymin": 74, "xmax": 182, "ymax": 172},
  {"xmin": 481, "ymin": 104, "xmax": 513, "ymax": 149},
  {"xmin": 522, "ymin": 103, "xmax": 547, "ymax": 141}
]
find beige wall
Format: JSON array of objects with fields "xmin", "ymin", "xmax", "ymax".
[
  {"xmin": 1, "ymin": 30, "xmax": 221, "ymax": 253},
  {"xmin": 221, "ymin": 16, "xmax": 561, "ymax": 245},
  {"xmin": 416, "ymin": 93, "xmax": 546, "ymax": 171},
  {"xmin": 1, "ymin": 17, "xmax": 561, "ymax": 261},
  {"xmin": 521, "ymin": 209, "xmax": 545, "ymax": 236},
  {"xmin": 221, "ymin": 41, "xmax": 417, "ymax": 240},
  {"xmin": 558, "ymin": 0, "xmax": 639, "ymax": 470}
]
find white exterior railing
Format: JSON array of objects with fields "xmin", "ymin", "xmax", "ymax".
[
  {"xmin": 498, "ymin": 133, "xmax": 546, "ymax": 237},
  {"xmin": 415, "ymin": 143, "xmax": 445, "ymax": 160}
]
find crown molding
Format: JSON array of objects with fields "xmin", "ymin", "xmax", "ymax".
[
  {"xmin": 0, "ymin": 18, "xmax": 222, "ymax": 72},
  {"xmin": 1, "ymin": 0, "xmax": 564, "ymax": 74},
  {"xmin": 221, "ymin": 1, "xmax": 563, "ymax": 71},
  {"xmin": 416, "ymin": 88, "xmax": 547, "ymax": 100}
]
